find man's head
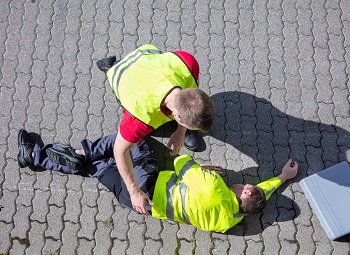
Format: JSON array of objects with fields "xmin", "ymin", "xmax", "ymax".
[
  {"xmin": 230, "ymin": 184, "xmax": 266, "ymax": 214},
  {"xmin": 173, "ymin": 88, "xmax": 215, "ymax": 132}
]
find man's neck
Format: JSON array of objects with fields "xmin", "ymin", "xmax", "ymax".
[{"xmin": 163, "ymin": 87, "xmax": 181, "ymax": 111}]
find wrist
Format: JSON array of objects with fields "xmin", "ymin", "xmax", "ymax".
[
  {"xmin": 128, "ymin": 184, "xmax": 139, "ymax": 195},
  {"xmin": 277, "ymin": 174, "xmax": 287, "ymax": 183}
]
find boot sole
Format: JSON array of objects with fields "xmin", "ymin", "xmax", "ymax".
[{"xmin": 46, "ymin": 147, "xmax": 82, "ymax": 171}]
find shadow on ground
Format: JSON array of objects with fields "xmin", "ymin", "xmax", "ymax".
[
  {"xmin": 209, "ymin": 91, "xmax": 350, "ymax": 179},
  {"xmin": 208, "ymin": 91, "xmax": 350, "ymax": 237}
]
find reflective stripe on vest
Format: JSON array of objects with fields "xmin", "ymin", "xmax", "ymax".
[
  {"xmin": 264, "ymin": 187, "xmax": 276, "ymax": 198},
  {"xmin": 165, "ymin": 159, "xmax": 197, "ymax": 224},
  {"xmin": 110, "ymin": 48, "xmax": 161, "ymax": 99},
  {"xmin": 180, "ymin": 183, "xmax": 191, "ymax": 224},
  {"xmin": 178, "ymin": 159, "xmax": 196, "ymax": 180},
  {"xmin": 233, "ymin": 213, "xmax": 247, "ymax": 218},
  {"xmin": 166, "ymin": 173, "xmax": 177, "ymax": 221}
]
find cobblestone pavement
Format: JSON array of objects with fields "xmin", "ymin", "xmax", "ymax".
[{"xmin": 1, "ymin": 0, "xmax": 350, "ymax": 254}]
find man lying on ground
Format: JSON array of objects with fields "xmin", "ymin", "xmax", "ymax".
[{"xmin": 17, "ymin": 129, "xmax": 298, "ymax": 233}]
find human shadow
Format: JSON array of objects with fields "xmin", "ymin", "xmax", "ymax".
[
  {"xmin": 209, "ymin": 91, "xmax": 350, "ymax": 181},
  {"xmin": 144, "ymin": 135, "xmax": 178, "ymax": 171},
  {"xmin": 226, "ymin": 194, "xmax": 301, "ymax": 236},
  {"xmin": 208, "ymin": 91, "xmax": 350, "ymax": 237}
]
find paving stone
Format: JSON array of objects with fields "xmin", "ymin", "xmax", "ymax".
[
  {"xmin": 145, "ymin": 216, "xmax": 162, "ymax": 240},
  {"xmin": 295, "ymin": 224, "xmax": 316, "ymax": 255},
  {"xmin": 0, "ymin": 222, "xmax": 13, "ymax": 254},
  {"xmin": 49, "ymin": 173, "xmax": 67, "ymax": 207},
  {"xmin": 227, "ymin": 224, "xmax": 246, "ymax": 254},
  {"xmin": 111, "ymin": 239, "xmax": 128, "ymax": 255},
  {"xmin": 194, "ymin": 230, "xmax": 213, "ymax": 255},
  {"xmin": 9, "ymin": 239, "xmax": 26, "ymax": 255},
  {"xmin": 126, "ymin": 221, "xmax": 146, "ymax": 255},
  {"xmin": 11, "ymin": 204, "xmax": 31, "ymax": 239},
  {"xmin": 261, "ymin": 224, "xmax": 281, "ymax": 255},
  {"xmin": 144, "ymin": 239, "xmax": 162, "ymax": 255},
  {"xmin": 77, "ymin": 239, "xmax": 95, "ymax": 255},
  {"xmin": 159, "ymin": 221, "xmax": 179, "ymax": 254},
  {"xmin": 60, "ymin": 221, "xmax": 79, "ymax": 255},
  {"xmin": 78, "ymin": 204, "xmax": 97, "ymax": 240},
  {"xmin": 2, "ymin": 161, "xmax": 20, "ymax": 191},
  {"xmin": 93, "ymin": 223, "xmax": 113, "ymax": 255},
  {"xmin": 45, "ymin": 205, "xmax": 65, "ymax": 240},
  {"xmin": 111, "ymin": 205, "xmax": 130, "ymax": 240},
  {"xmin": 245, "ymin": 239, "xmax": 264, "ymax": 255},
  {"xmin": 63, "ymin": 190, "xmax": 82, "ymax": 223},
  {"xmin": 30, "ymin": 189, "xmax": 50, "ymax": 223},
  {"xmin": 0, "ymin": 189, "xmax": 17, "ymax": 223},
  {"xmin": 177, "ymin": 223, "xmax": 196, "ymax": 241},
  {"xmin": 26, "ymin": 221, "xmax": 47, "ymax": 255}
]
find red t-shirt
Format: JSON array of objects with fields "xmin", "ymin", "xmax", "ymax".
[{"xmin": 119, "ymin": 51, "xmax": 199, "ymax": 143}]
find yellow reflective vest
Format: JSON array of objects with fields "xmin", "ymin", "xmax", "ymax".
[
  {"xmin": 152, "ymin": 155, "xmax": 282, "ymax": 233},
  {"xmin": 106, "ymin": 44, "xmax": 198, "ymax": 129}
]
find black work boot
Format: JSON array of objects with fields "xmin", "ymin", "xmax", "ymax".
[
  {"xmin": 184, "ymin": 130, "xmax": 199, "ymax": 151},
  {"xmin": 17, "ymin": 129, "xmax": 35, "ymax": 168},
  {"xmin": 96, "ymin": 56, "xmax": 117, "ymax": 73},
  {"xmin": 46, "ymin": 147, "xmax": 85, "ymax": 171}
]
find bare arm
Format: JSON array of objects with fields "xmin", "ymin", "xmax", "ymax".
[
  {"xmin": 277, "ymin": 159, "xmax": 298, "ymax": 183},
  {"xmin": 167, "ymin": 124, "xmax": 187, "ymax": 156},
  {"xmin": 114, "ymin": 132, "xmax": 153, "ymax": 216}
]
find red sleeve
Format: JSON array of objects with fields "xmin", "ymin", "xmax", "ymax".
[
  {"xmin": 173, "ymin": 50, "xmax": 199, "ymax": 82},
  {"xmin": 119, "ymin": 109, "xmax": 154, "ymax": 143}
]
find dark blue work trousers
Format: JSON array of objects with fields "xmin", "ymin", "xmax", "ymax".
[{"xmin": 32, "ymin": 134, "xmax": 158, "ymax": 211}]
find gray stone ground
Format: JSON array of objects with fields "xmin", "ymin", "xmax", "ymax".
[{"xmin": 1, "ymin": 0, "xmax": 350, "ymax": 254}]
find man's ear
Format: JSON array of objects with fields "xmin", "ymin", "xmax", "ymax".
[
  {"xmin": 172, "ymin": 111, "xmax": 181, "ymax": 122},
  {"xmin": 243, "ymin": 190, "xmax": 252, "ymax": 196}
]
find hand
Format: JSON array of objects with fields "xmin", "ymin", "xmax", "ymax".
[
  {"xmin": 278, "ymin": 159, "xmax": 298, "ymax": 183},
  {"xmin": 130, "ymin": 188, "xmax": 153, "ymax": 216},
  {"xmin": 200, "ymin": 164, "xmax": 224, "ymax": 175},
  {"xmin": 167, "ymin": 125, "xmax": 186, "ymax": 156}
]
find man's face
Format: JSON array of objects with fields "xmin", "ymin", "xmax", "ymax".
[{"xmin": 230, "ymin": 184, "xmax": 254, "ymax": 199}]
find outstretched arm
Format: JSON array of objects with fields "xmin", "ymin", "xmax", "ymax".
[
  {"xmin": 114, "ymin": 132, "xmax": 153, "ymax": 216},
  {"xmin": 257, "ymin": 159, "xmax": 298, "ymax": 200}
]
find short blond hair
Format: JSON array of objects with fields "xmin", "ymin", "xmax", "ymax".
[{"xmin": 174, "ymin": 88, "xmax": 215, "ymax": 132}]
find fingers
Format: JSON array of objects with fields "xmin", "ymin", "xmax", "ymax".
[
  {"xmin": 285, "ymin": 159, "xmax": 292, "ymax": 166},
  {"xmin": 285, "ymin": 159, "xmax": 297, "ymax": 168},
  {"xmin": 166, "ymin": 140, "xmax": 172, "ymax": 149},
  {"xmin": 200, "ymin": 164, "xmax": 225, "ymax": 175},
  {"xmin": 215, "ymin": 169, "xmax": 224, "ymax": 175},
  {"xmin": 147, "ymin": 198, "xmax": 154, "ymax": 206},
  {"xmin": 142, "ymin": 206, "xmax": 150, "ymax": 216},
  {"xmin": 169, "ymin": 148, "xmax": 177, "ymax": 156},
  {"xmin": 134, "ymin": 206, "xmax": 149, "ymax": 216},
  {"xmin": 290, "ymin": 160, "xmax": 295, "ymax": 168},
  {"xmin": 131, "ymin": 190, "xmax": 153, "ymax": 216},
  {"xmin": 138, "ymin": 198, "xmax": 153, "ymax": 216},
  {"xmin": 169, "ymin": 145, "xmax": 181, "ymax": 156},
  {"xmin": 287, "ymin": 159, "xmax": 298, "ymax": 169},
  {"xmin": 133, "ymin": 202, "xmax": 150, "ymax": 216}
]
